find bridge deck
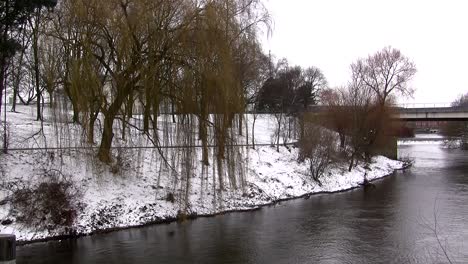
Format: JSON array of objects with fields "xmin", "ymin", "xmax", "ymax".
[
  {"xmin": 307, "ymin": 105, "xmax": 468, "ymax": 121},
  {"xmin": 396, "ymin": 107, "xmax": 468, "ymax": 121}
]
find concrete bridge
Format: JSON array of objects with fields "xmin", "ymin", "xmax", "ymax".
[
  {"xmin": 307, "ymin": 103, "xmax": 468, "ymax": 160},
  {"xmin": 308, "ymin": 103, "xmax": 468, "ymax": 122},
  {"xmin": 395, "ymin": 105, "xmax": 468, "ymax": 121}
]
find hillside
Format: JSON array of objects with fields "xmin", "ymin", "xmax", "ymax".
[{"xmin": 0, "ymin": 105, "xmax": 403, "ymax": 243}]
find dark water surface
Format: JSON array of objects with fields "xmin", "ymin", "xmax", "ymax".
[{"xmin": 17, "ymin": 139, "xmax": 468, "ymax": 263}]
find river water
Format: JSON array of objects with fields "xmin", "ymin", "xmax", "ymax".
[{"xmin": 17, "ymin": 137, "xmax": 468, "ymax": 263}]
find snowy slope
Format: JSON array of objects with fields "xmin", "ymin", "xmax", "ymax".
[{"xmin": 0, "ymin": 105, "xmax": 404, "ymax": 243}]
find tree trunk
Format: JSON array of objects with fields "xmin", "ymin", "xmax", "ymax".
[
  {"xmin": 217, "ymin": 150, "xmax": 224, "ymax": 191},
  {"xmin": 143, "ymin": 94, "xmax": 150, "ymax": 133},
  {"xmin": 35, "ymin": 88, "xmax": 41, "ymax": 120},
  {"xmin": 32, "ymin": 10, "xmax": 42, "ymax": 121},
  {"xmin": 127, "ymin": 92, "xmax": 133, "ymax": 119},
  {"xmin": 0, "ymin": 3, "xmax": 10, "ymax": 120},
  {"xmin": 71, "ymin": 100, "xmax": 80, "ymax": 123},
  {"xmin": 98, "ymin": 82, "xmax": 131, "ymax": 163},
  {"xmin": 245, "ymin": 114, "xmax": 249, "ymax": 147},
  {"xmin": 348, "ymin": 153, "xmax": 355, "ymax": 172},
  {"xmin": 238, "ymin": 114, "xmax": 243, "ymax": 136},
  {"xmin": 11, "ymin": 46, "xmax": 25, "ymax": 112},
  {"xmin": 48, "ymin": 91, "xmax": 53, "ymax": 109},
  {"xmin": 200, "ymin": 119, "xmax": 209, "ymax": 166},
  {"xmin": 276, "ymin": 113, "xmax": 282, "ymax": 152},
  {"xmin": 98, "ymin": 113, "xmax": 115, "ymax": 163},
  {"xmin": 0, "ymin": 56, "xmax": 6, "ymax": 120},
  {"xmin": 339, "ymin": 132, "xmax": 346, "ymax": 150},
  {"xmin": 62, "ymin": 76, "xmax": 80, "ymax": 123},
  {"xmin": 11, "ymin": 83, "xmax": 16, "ymax": 112},
  {"xmin": 121, "ymin": 111, "xmax": 126, "ymax": 140},
  {"xmin": 171, "ymin": 99, "xmax": 176, "ymax": 123},
  {"xmin": 251, "ymin": 114, "xmax": 257, "ymax": 149},
  {"xmin": 87, "ymin": 110, "xmax": 98, "ymax": 144}
]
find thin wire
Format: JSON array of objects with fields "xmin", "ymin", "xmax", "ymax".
[{"xmin": 5, "ymin": 142, "xmax": 297, "ymax": 152}]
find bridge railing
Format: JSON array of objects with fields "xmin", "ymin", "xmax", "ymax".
[{"xmin": 394, "ymin": 102, "xmax": 452, "ymax": 108}]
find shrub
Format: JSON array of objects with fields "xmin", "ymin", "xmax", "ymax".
[
  {"xmin": 298, "ymin": 124, "xmax": 337, "ymax": 185},
  {"xmin": 11, "ymin": 171, "xmax": 80, "ymax": 229}
]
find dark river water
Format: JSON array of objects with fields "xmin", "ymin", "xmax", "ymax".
[{"xmin": 17, "ymin": 137, "xmax": 468, "ymax": 263}]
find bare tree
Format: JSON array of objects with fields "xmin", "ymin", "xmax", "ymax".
[
  {"xmin": 29, "ymin": 7, "xmax": 43, "ymax": 121},
  {"xmin": 298, "ymin": 119, "xmax": 337, "ymax": 185},
  {"xmin": 296, "ymin": 66, "xmax": 327, "ymax": 110},
  {"xmin": 9, "ymin": 27, "xmax": 31, "ymax": 112},
  {"xmin": 240, "ymin": 43, "xmax": 269, "ymax": 149},
  {"xmin": 342, "ymin": 74, "xmax": 375, "ymax": 171},
  {"xmin": 354, "ymin": 46, "xmax": 416, "ymax": 107},
  {"xmin": 441, "ymin": 93, "xmax": 468, "ymax": 148},
  {"xmin": 0, "ymin": 0, "xmax": 57, "ymax": 119},
  {"xmin": 346, "ymin": 47, "xmax": 416, "ymax": 161},
  {"xmin": 321, "ymin": 88, "xmax": 349, "ymax": 151}
]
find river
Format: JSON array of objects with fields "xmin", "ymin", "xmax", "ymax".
[{"xmin": 17, "ymin": 136, "xmax": 468, "ymax": 263}]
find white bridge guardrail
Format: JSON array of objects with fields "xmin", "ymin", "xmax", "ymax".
[{"xmin": 393, "ymin": 103, "xmax": 452, "ymax": 108}]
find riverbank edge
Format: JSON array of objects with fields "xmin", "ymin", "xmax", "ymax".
[{"xmin": 16, "ymin": 161, "xmax": 411, "ymax": 246}]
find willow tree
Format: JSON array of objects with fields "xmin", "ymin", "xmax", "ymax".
[
  {"xmin": 46, "ymin": 0, "xmax": 85, "ymax": 124},
  {"xmin": 55, "ymin": 0, "xmax": 269, "ymax": 204},
  {"xmin": 58, "ymin": 0, "xmax": 182, "ymax": 162},
  {"xmin": 175, "ymin": 0, "xmax": 269, "ymax": 190}
]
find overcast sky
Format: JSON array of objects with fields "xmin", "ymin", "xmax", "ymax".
[{"xmin": 261, "ymin": 0, "xmax": 468, "ymax": 105}]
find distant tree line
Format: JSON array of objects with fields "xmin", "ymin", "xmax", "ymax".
[{"xmin": 441, "ymin": 93, "xmax": 468, "ymax": 148}]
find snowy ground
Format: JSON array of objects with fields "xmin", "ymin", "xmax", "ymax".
[{"xmin": 0, "ymin": 105, "xmax": 404, "ymax": 243}]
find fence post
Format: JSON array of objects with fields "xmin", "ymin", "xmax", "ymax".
[{"xmin": 0, "ymin": 234, "xmax": 15, "ymax": 264}]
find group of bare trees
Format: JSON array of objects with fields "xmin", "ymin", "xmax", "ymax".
[
  {"xmin": 1, "ymin": 0, "xmax": 276, "ymax": 207},
  {"xmin": 254, "ymin": 61, "xmax": 327, "ymax": 151},
  {"xmin": 441, "ymin": 93, "xmax": 468, "ymax": 148},
  {"xmin": 299, "ymin": 47, "xmax": 416, "ymax": 183},
  {"xmin": 1, "ymin": 0, "xmax": 59, "ymax": 153},
  {"xmin": 48, "ymin": 0, "xmax": 271, "ymax": 165},
  {"xmin": 331, "ymin": 47, "xmax": 415, "ymax": 169},
  {"xmin": 2, "ymin": 0, "xmax": 418, "ymax": 204}
]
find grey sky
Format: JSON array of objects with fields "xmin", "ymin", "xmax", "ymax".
[{"xmin": 261, "ymin": 0, "xmax": 468, "ymax": 104}]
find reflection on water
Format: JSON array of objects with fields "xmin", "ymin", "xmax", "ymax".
[{"xmin": 17, "ymin": 140, "xmax": 468, "ymax": 263}]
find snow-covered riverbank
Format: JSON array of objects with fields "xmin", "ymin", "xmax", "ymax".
[{"xmin": 0, "ymin": 106, "xmax": 404, "ymax": 243}]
